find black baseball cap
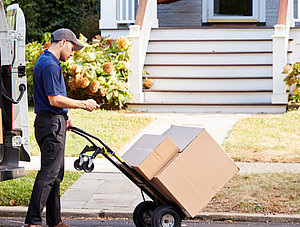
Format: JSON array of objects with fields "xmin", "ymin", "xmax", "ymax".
[{"xmin": 51, "ymin": 28, "xmax": 84, "ymax": 51}]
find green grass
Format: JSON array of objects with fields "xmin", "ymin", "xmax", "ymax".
[
  {"xmin": 203, "ymin": 173, "xmax": 300, "ymax": 214},
  {"xmin": 29, "ymin": 108, "xmax": 152, "ymax": 157},
  {"xmin": 224, "ymin": 110, "xmax": 300, "ymax": 163},
  {"xmin": 0, "ymin": 171, "xmax": 82, "ymax": 206},
  {"xmin": 1, "ymin": 172, "xmax": 298, "ymax": 214}
]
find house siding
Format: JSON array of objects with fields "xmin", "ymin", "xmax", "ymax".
[
  {"xmin": 155, "ymin": 0, "xmax": 299, "ymax": 27},
  {"xmin": 266, "ymin": 0, "xmax": 279, "ymax": 27},
  {"xmin": 157, "ymin": 0, "xmax": 202, "ymax": 27}
]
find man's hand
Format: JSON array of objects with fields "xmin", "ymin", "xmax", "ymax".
[
  {"xmin": 82, "ymin": 99, "xmax": 100, "ymax": 112},
  {"xmin": 66, "ymin": 118, "xmax": 74, "ymax": 131}
]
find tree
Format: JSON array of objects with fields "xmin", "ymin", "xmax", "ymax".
[{"xmin": 3, "ymin": 0, "xmax": 100, "ymax": 42}]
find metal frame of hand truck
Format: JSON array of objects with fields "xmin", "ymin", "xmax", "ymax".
[{"xmin": 69, "ymin": 126, "xmax": 186, "ymax": 226}]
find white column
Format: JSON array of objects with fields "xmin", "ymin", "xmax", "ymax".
[
  {"xmin": 128, "ymin": 25, "xmax": 144, "ymax": 103},
  {"xmin": 152, "ymin": 0, "xmax": 159, "ymax": 28},
  {"xmin": 99, "ymin": 0, "xmax": 117, "ymax": 29},
  {"xmin": 272, "ymin": 25, "xmax": 288, "ymax": 104}
]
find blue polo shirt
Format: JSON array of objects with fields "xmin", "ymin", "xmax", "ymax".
[{"xmin": 33, "ymin": 49, "xmax": 68, "ymax": 115}]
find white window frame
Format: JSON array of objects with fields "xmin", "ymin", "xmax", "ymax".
[{"xmin": 202, "ymin": 0, "xmax": 266, "ymax": 23}]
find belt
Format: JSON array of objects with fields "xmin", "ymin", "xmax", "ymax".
[{"xmin": 37, "ymin": 112, "xmax": 69, "ymax": 120}]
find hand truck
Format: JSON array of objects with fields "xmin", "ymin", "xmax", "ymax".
[{"xmin": 69, "ymin": 126, "xmax": 186, "ymax": 227}]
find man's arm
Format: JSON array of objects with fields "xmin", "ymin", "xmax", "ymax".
[{"xmin": 48, "ymin": 95, "xmax": 99, "ymax": 112}]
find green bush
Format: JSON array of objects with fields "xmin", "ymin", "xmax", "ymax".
[{"xmin": 25, "ymin": 35, "xmax": 132, "ymax": 109}]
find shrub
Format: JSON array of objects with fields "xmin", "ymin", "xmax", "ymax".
[
  {"xmin": 25, "ymin": 34, "xmax": 132, "ymax": 109},
  {"xmin": 283, "ymin": 63, "xmax": 300, "ymax": 103}
]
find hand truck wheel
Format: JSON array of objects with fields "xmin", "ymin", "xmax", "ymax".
[
  {"xmin": 74, "ymin": 159, "xmax": 83, "ymax": 171},
  {"xmin": 151, "ymin": 205, "xmax": 182, "ymax": 227},
  {"xmin": 133, "ymin": 201, "xmax": 157, "ymax": 227},
  {"xmin": 82, "ymin": 160, "xmax": 94, "ymax": 173}
]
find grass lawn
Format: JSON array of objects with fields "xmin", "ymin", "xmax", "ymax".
[
  {"xmin": 203, "ymin": 173, "xmax": 300, "ymax": 214},
  {"xmin": 29, "ymin": 108, "xmax": 152, "ymax": 157},
  {"xmin": 0, "ymin": 171, "xmax": 83, "ymax": 206},
  {"xmin": 224, "ymin": 110, "xmax": 300, "ymax": 163},
  {"xmin": 1, "ymin": 172, "xmax": 298, "ymax": 215}
]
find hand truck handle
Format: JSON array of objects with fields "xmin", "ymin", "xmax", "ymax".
[{"xmin": 67, "ymin": 126, "xmax": 116, "ymax": 156}]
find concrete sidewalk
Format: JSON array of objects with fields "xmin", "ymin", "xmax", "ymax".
[{"xmin": 12, "ymin": 113, "xmax": 300, "ymax": 223}]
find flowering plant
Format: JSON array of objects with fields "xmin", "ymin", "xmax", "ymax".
[
  {"xmin": 283, "ymin": 63, "xmax": 300, "ymax": 103},
  {"xmin": 25, "ymin": 34, "xmax": 132, "ymax": 108}
]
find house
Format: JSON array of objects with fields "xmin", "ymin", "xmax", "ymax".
[{"xmin": 100, "ymin": 0, "xmax": 300, "ymax": 113}]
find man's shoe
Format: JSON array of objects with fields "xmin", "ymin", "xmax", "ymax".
[{"xmin": 49, "ymin": 221, "xmax": 71, "ymax": 227}]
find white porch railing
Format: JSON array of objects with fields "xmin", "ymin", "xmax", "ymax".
[
  {"xmin": 100, "ymin": 0, "xmax": 139, "ymax": 29},
  {"xmin": 127, "ymin": 0, "xmax": 158, "ymax": 103},
  {"xmin": 271, "ymin": 0, "xmax": 295, "ymax": 104},
  {"xmin": 117, "ymin": 0, "xmax": 139, "ymax": 24}
]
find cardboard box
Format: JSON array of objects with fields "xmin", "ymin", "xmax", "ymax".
[
  {"xmin": 151, "ymin": 126, "xmax": 239, "ymax": 218},
  {"xmin": 122, "ymin": 134, "xmax": 179, "ymax": 181},
  {"xmin": 162, "ymin": 125, "xmax": 203, "ymax": 151}
]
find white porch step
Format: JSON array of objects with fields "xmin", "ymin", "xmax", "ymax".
[
  {"xmin": 143, "ymin": 91, "xmax": 273, "ymax": 104},
  {"xmin": 150, "ymin": 28, "xmax": 274, "ymax": 40},
  {"xmin": 145, "ymin": 52, "xmax": 273, "ymax": 65},
  {"xmin": 127, "ymin": 103, "xmax": 287, "ymax": 114},
  {"xmin": 148, "ymin": 40, "xmax": 273, "ymax": 52},
  {"xmin": 130, "ymin": 28, "xmax": 289, "ymax": 113},
  {"xmin": 147, "ymin": 77, "xmax": 273, "ymax": 91},
  {"xmin": 144, "ymin": 65, "xmax": 272, "ymax": 78}
]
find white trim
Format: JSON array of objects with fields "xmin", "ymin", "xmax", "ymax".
[
  {"xmin": 100, "ymin": 0, "xmax": 117, "ymax": 29},
  {"xmin": 258, "ymin": 0, "xmax": 266, "ymax": 22},
  {"xmin": 203, "ymin": 0, "xmax": 266, "ymax": 23}
]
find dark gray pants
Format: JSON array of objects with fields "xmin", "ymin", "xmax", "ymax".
[{"xmin": 25, "ymin": 113, "xmax": 67, "ymax": 226}]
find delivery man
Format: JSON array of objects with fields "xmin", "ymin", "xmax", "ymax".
[{"xmin": 25, "ymin": 28, "xmax": 99, "ymax": 227}]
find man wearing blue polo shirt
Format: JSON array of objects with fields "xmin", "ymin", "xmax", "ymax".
[{"xmin": 25, "ymin": 28, "xmax": 99, "ymax": 227}]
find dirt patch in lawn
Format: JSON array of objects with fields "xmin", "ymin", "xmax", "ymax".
[{"xmin": 203, "ymin": 173, "xmax": 300, "ymax": 214}]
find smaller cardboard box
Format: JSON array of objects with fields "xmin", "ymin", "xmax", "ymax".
[
  {"xmin": 122, "ymin": 134, "xmax": 179, "ymax": 181},
  {"xmin": 151, "ymin": 126, "xmax": 239, "ymax": 218}
]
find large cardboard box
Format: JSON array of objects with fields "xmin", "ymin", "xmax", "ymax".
[
  {"xmin": 151, "ymin": 126, "xmax": 239, "ymax": 218},
  {"xmin": 162, "ymin": 125, "xmax": 203, "ymax": 151},
  {"xmin": 122, "ymin": 134, "xmax": 179, "ymax": 181}
]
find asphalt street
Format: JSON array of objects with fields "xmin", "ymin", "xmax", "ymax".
[{"xmin": 0, "ymin": 218, "xmax": 299, "ymax": 227}]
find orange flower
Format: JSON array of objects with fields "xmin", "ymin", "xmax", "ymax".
[
  {"xmin": 103, "ymin": 62, "xmax": 114, "ymax": 74},
  {"xmin": 116, "ymin": 36, "xmax": 129, "ymax": 50},
  {"xmin": 119, "ymin": 61, "xmax": 129, "ymax": 70},
  {"xmin": 88, "ymin": 80, "xmax": 100, "ymax": 94}
]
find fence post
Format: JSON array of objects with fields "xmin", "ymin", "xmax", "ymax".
[
  {"xmin": 128, "ymin": 25, "xmax": 144, "ymax": 103},
  {"xmin": 271, "ymin": 24, "xmax": 288, "ymax": 104},
  {"xmin": 99, "ymin": 0, "xmax": 117, "ymax": 29}
]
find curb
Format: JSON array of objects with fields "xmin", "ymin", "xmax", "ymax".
[{"xmin": 1, "ymin": 207, "xmax": 299, "ymax": 224}]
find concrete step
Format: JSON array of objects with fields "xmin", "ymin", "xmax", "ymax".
[
  {"xmin": 147, "ymin": 40, "xmax": 274, "ymax": 52},
  {"xmin": 127, "ymin": 103, "xmax": 287, "ymax": 114},
  {"xmin": 150, "ymin": 28, "xmax": 275, "ymax": 40},
  {"xmin": 143, "ymin": 65, "xmax": 272, "ymax": 78},
  {"xmin": 145, "ymin": 77, "xmax": 273, "ymax": 91},
  {"xmin": 143, "ymin": 90, "xmax": 275, "ymax": 104},
  {"xmin": 145, "ymin": 52, "xmax": 273, "ymax": 65}
]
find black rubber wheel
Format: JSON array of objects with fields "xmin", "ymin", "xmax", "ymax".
[
  {"xmin": 151, "ymin": 205, "xmax": 182, "ymax": 227},
  {"xmin": 82, "ymin": 161, "xmax": 94, "ymax": 173},
  {"xmin": 133, "ymin": 201, "xmax": 157, "ymax": 227},
  {"xmin": 74, "ymin": 159, "xmax": 83, "ymax": 171}
]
